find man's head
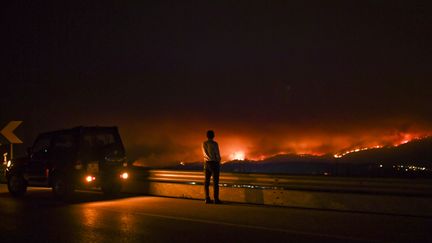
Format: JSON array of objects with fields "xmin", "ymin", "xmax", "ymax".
[{"xmin": 206, "ymin": 130, "xmax": 215, "ymax": 140}]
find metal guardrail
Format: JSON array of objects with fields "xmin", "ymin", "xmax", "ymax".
[
  {"xmin": 1, "ymin": 165, "xmax": 430, "ymax": 197},
  {"xmin": 130, "ymin": 168, "xmax": 432, "ymax": 197}
]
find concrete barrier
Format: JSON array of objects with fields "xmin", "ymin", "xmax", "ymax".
[
  {"xmin": 2, "ymin": 166, "xmax": 430, "ymax": 216},
  {"xmin": 123, "ymin": 169, "xmax": 432, "ymax": 217}
]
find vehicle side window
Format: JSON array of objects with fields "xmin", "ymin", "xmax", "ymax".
[
  {"xmin": 32, "ymin": 136, "xmax": 51, "ymax": 159},
  {"xmin": 82, "ymin": 135, "xmax": 93, "ymax": 151},
  {"xmin": 52, "ymin": 134, "xmax": 76, "ymax": 153}
]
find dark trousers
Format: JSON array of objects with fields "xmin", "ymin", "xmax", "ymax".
[{"xmin": 204, "ymin": 161, "xmax": 220, "ymax": 200}]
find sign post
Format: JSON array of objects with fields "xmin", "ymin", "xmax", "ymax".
[{"xmin": 0, "ymin": 121, "xmax": 23, "ymax": 161}]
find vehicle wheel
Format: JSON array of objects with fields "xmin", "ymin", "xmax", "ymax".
[
  {"xmin": 101, "ymin": 180, "xmax": 122, "ymax": 196},
  {"xmin": 7, "ymin": 174, "xmax": 27, "ymax": 197},
  {"xmin": 52, "ymin": 176, "xmax": 74, "ymax": 199}
]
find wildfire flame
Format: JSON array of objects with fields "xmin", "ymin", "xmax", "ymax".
[
  {"xmin": 333, "ymin": 135, "xmax": 426, "ymax": 159},
  {"xmin": 333, "ymin": 145, "xmax": 382, "ymax": 158},
  {"xmin": 230, "ymin": 151, "xmax": 246, "ymax": 161}
]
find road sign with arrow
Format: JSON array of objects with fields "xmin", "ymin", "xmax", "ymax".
[
  {"xmin": 0, "ymin": 121, "xmax": 23, "ymax": 145},
  {"xmin": 0, "ymin": 121, "xmax": 23, "ymax": 161}
]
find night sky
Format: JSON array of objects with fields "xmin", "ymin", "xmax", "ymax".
[{"xmin": 1, "ymin": 2, "xmax": 431, "ymax": 165}]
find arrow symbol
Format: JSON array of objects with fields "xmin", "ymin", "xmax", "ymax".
[{"xmin": 1, "ymin": 121, "xmax": 23, "ymax": 144}]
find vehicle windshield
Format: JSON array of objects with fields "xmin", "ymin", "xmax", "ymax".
[{"xmin": 83, "ymin": 133, "xmax": 116, "ymax": 149}]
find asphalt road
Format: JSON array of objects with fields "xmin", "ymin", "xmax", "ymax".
[{"xmin": 0, "ymin": 185, "xmax": 431, "ymax": 243}]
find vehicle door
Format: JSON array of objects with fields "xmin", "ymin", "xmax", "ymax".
[
  {"xmin": 27, "ymin": 135, "xmax": 52, "ymax": 185},
  {"xmin": 80, "ymin": 130, "xmax": 122, "ymax": 175},
  {"xmin": 80, "ymin": 132, "xmax": 101, "ymax": 176},
  {"xmin": 51, "ymin": 133, "xmax": 77, "ymax": 174}
]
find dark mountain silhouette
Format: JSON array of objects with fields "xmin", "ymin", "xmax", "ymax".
[
  {"xmin": 341, "ymin": 137, "xmax": 432, "ymax": 166},
  {"xmin": 165, "ymin": 137, "xmax": 432, "ymax": 177}
]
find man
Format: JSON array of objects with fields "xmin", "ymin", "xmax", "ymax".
[{"xmin": 202, "ymin": 130, "xmax": 222, "ymax": 204}]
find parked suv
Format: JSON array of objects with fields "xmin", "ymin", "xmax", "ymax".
[{"xmin": 5, "ymin": 126, "xmax": 128, "ymax": 198}]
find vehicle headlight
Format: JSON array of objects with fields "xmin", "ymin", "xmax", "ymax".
[
  {"xmin": 85, "ymin": 175, "xmax": 96, "ymax": 182},
  {"xmin": 120, "ymin": 172, "xmax": 129, "ymax": 179}
]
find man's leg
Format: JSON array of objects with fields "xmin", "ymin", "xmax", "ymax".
[
  {"xmin": 204, "ymin": 163, "xmax": 212, "ymax": 202},
  {"xmin": 213, "ymin": 162, "xmax": 220, "ymax": 202}
]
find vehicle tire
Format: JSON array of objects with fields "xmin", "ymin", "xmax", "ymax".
[
  {"xmin": 52, "ymin": 175, "xmax": 74, "ymax": 199},
  {"xmin": 7, "ymin": 174, "xmax": 27, "ymax": 197},
  {"xmin": 101, "ymin": 180, "xmax": 122, "ymax": 196}
]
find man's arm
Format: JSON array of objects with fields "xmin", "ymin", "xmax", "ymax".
[{"xmin": 202, "ymin": 142, "xmax": 208, "ymax": 161}]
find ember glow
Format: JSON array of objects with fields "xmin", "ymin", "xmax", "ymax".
[{"xmin": 334, "ymin": 146, "xmax": 383, "ymax": 159}]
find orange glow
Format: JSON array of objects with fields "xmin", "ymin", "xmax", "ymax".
[
  {"xmin": 123, "ymin": 119, "xmax": 432, "ymax": 165},
  {"xmin": 230, "ymin": 151, "xmax": 246, "ymax": 161},
  {"xmin": 86, "ymin": 176, "xmax": 95, "ymax": 182}
]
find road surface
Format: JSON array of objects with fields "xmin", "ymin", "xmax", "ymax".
[{"xmin": 0, "ymin": 184, "xmax": 430, "ymax": 242}]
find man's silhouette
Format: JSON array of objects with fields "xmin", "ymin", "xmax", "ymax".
[{"xmin": 202, "ymin": 130, "xmax": 222, "ymax": 204}]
